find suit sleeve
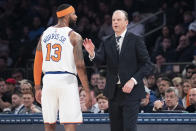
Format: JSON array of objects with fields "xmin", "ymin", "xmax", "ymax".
[
  {"xmin": 93, "ymin": 41, "xmax": 106, "ymax": 65},
  {"xmin": 133, "ymin": 37, "xmax": 154, "ymax": 82}
]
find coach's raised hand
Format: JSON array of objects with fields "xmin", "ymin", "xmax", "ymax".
[{"xmin": 83, "ymin": 38, "xmax": 95, "ymax": 58}]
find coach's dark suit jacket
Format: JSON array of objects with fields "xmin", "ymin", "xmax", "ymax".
[{"xmin": 93, "ymin": 31, "xmax": 153, "ymax": 100}]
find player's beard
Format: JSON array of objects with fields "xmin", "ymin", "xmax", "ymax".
[{"xmin": 69, "ymin": 18, "xmax": 76, "ymax": 28}]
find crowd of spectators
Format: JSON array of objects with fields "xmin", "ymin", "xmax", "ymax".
[{"xmin": 0, "ymin": 0, "xmax": 196, "ymax": 114}]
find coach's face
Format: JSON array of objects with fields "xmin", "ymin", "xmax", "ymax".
[{"xmin": 112, "ymin": 11, "xmax": 128, "ymax": 35}]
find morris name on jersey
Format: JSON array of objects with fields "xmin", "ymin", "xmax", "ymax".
[{"xmin": 43, "ymin": 33, "xmax": 66, "ymax": 44}]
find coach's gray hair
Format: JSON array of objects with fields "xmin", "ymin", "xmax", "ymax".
[
  {"xmin": 165, "ymin": 87, "xmax": 179, "ymax": 98},
  {"xmin": 113, "ymin": 10, "xmax": 128, "ymax": 20}
]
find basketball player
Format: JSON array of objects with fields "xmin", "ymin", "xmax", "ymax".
[{"xmin": 33, "ymin": 4, "xmax": 91, "ymax": 131}]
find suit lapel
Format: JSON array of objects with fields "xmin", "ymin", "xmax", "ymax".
[{"xmin": 120, "ymin": 32, "xmax": 129, "ymax": 57}]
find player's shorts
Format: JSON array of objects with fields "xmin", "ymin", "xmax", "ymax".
[{"xmin": 41, "ymin": 72, "xmax": 82, "ymax": 124}]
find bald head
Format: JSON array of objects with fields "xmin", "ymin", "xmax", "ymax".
[{"xmin": 189, "ymin": 88, "xmax": 196, "ymax": 105}]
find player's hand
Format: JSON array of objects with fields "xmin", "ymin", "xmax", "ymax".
[
  {"xmin": 34, "ymin": 86, "xmax": 42, "ymax": 104},
  {"xmin": 85, "ymin": 90, "xmax": 92, "ymax": 109},
  {"xmin": 122, "ymin": 79, "xmax": 134, "ymax": 94},
  {"xmin": 83, "ymin": 38, "xmax": 95, "ymax": 57}
]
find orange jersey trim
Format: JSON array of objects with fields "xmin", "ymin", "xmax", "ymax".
[
  {"xmin": 56, "ymin": 6, "xmax": 75, "ymax": 18},
  {"xmin": 34, "ymin": 50, "xmax": 43, "ymax": 85}
]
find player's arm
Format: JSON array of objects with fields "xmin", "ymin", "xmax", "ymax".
[
  {"xmin": 70, "ymin": 31, "xmax": 91, "ymax": 107},
  {"xmin": 34, "ymin": 37, "xmax": 43, "ymax": 88},
  {"xmin": 33, "ymin": 37, "xmax": 43, "ymax": 104},
  {"xmin": 70, "ymin": 31, "xmax": 89, "ymax": 91}
]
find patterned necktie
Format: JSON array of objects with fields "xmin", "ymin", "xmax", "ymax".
[{"xmin": 116, "ymin": 36, "xmax": 121, "ymax": 53}]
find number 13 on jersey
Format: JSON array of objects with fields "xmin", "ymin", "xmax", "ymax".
[{"xmin": 45, "ymin": 43, "xmax": 62, "ymax": 62}]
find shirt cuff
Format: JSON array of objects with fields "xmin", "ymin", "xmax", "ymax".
[
  {"xmin": 89, "ymin": 52, "xmax": 95, "ymax": 61},
  {"xmin": 131, "ymin": 77, "xmax": 137, "ymax": 85}
]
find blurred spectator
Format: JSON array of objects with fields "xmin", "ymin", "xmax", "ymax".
[
  {"xmin": 11, "ymin": 91, "xmax": 24, "ymax": 114},
  {"xmin": 97, "ymin": 93, "xmax": 108, "ymax": 113},
  {"xmin": 28, "ymin": 16, "xmax": 45, "ymax": 41},
  {"xmin": 183, "ymin": 11, "xmax": 194, "ymax": 31},
  {"xmin": 186, "ymin": 72, "xmax": 196, "ymax": 107},
  {"xmin": 182, "ymin": 79, "xmax": 192, "ymax": 108},
  {"xmin": 11, "ymin": 69, "xmax": 24, "ymax": 83},
  {"xmin": 19, "ymin": 92, "xmax": 41, "ymax": 114},
  {"xmin": 175, "ymin": 35, "xmax": 194, "ymax": 62},
  {"xmin": 173, "ymin": 24, "xmax": 185, "ymax": 44},
  {"xmin": 89, "ymin": 87, "xmax": 100, "ymax": 113},
  {"xmin": 190, "ymin": 72, "xmax": 196, "ymax": 88},
  {"xmin": 90, "ymin": 72, "xmax": 100, "ymax": 88},
  {"xmin": 0, "ymin": 78, "xmax": 11, "ymax": 112},
  {"xmin": 140, "ymin": 78, "xmax": 155, "ymax": 113},
  {"xmin": 79, "ymin": 88, "xmax": 91, "ymax": 113},
  {"xmin": 155, "ymin": 74, "xmax": 164, "ymax": 91},
  {"xmin": 155, "ymin": 37, "xmax": 176, "ymax": 62},
  {"xmin": 128, "ymin": 11, "xmax": 145, "ymax": 36},
  {"xmin": 155, "ymin": 77, "xmax": 171, "ymax": 100},
  {"xmin": 1, "ymin": 78, "xmax": 17, "ymax": 106},
  {"xmin": 19, "ymin": 80, "xmax": 33, "ymax": 94},
  {"xmin": 0, "ymin": 41, "xmax": 12, "ymax": 67},
  {"xmin": 146, "ymin": 73, "xmax": 157, "ymax": 91},
  {"xmin": 98, "ymin": 14, "xmax": 113, "ymax": 40},
  {"xmin": 155, "ymin": 54, "xmax": 166, "ymax": 72},
  {"xmin": 186, "ymin": 88, "xmax": 196, "ymax": 113},
  {"xmin": 186, "ymin": 20, "xmax": 196, "ymax": 48},
  {"xmin": 97, "ymin": 75, "xmax": 106, "ymax": 91},
  {"xmin": 143, "ymin": 77, "xmax": 157, "ymax": 107},
  {"xmin": 153, "ymin": 26, "xmax": 174, "ymax": 57},
  {"xmin": 153, "ymin": 87, "xmax": 184, "ymax": 112},
  {"xmin": 78, "ymin": 16, "xmax": 91, "ymax": 39},
  {"xmin": 171, "ymin": 34, "xmax": 194, "ymax": 62},
  {"xmin": 182, "ymin": 64, "xmax": 196, "ymax": 79},
  {"xmin": 6, "ymin": 78, "xmax": 17, "ymax": 92},
  {"xmin": 172, "ymin": 77, "xmax": 183, "ymax": 98},
  {"xmin": 140, "ymin": 91, "xmax": 153, "ymax": 113}
]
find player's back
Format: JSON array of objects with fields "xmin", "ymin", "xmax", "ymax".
[{"xmin": 41, "ymin": 26, "xmax": 76, "ymax": 74}]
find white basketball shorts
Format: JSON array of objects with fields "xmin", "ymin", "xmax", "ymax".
[{"xmin": 41, "ymin": 73, "xmax": 82, "ymax": 124}]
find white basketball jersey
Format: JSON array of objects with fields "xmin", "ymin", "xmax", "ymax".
[{"xmin": 41, "ymin": 26, "xmax": 77, "ymax": 74}]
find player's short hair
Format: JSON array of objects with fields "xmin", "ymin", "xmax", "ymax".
[{"xmin": 56, "ymin": 4, "xmax": 72, "ymax": 13}]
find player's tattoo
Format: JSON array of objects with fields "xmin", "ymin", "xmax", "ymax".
[
  {"xmin": 74, "ymin": 37, "xmax": 84, "ymax": 61},
  {"xmin": 70, "ymin": 32, "xmax": 85, "ymax": 62}
]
